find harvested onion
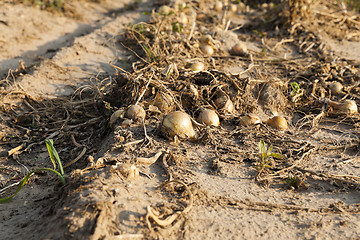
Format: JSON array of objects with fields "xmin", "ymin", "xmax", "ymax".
[
  {"xmin": 266, "ymin": 116, "xmax": 288, "ymax": 130},
  {"xmin": 239, "ymin": 114, "xmax": 261, "ymax": 126},
  {"xmin": 329, "ymin": 82, "xmax": 344, "ymax": 95},
  {"xmin": 178, "ymin": 12, "xmax": 188, "ymax": 25},
  {"xmin": 190, "ymin": 62, "xmax": 205, "ymax": 72},
  {"xmin": 118, "ymin": 163, "xmax": 139, "ymax": 180},
  {"xmin": 229, "ymin": 4, "xmax": 237, "ymax": 12},
  {"xmin": 329, "ymin": 100, "xmax": 358, "ymax": 114},
  {"xmin": 214, "ymin": 95, "xmax": 235, "ymax": 113},
  {"xmin": 200, "ymin": 44, "xmax": 214, "ymax": 55},
  {"xmin": 229, "ymin": 42, "xmax": 248, "ymax": 56},
  {"xmin": 198, "ymin": 109, "xmax": 220, "ymax": 126},
  {"xmin": 214, "ymin": 1, "xmax": 223, "ymax": 11},
  {"xmin": 125, "ymin": 105, "xmax": 146, "ymax": 121},
  {"xmin": 109, "ymin": 109, "xmax": 126, "ymax": 126},
  {"xmin": 162, "ymin": 111, "xmax": 196, "ymax": 139},
  {"xmin": 158, "ymin": 5, "xmax": 172, "ymax": 15},
  {"xmin": 151, "ymin": 92, "xmax": 174, "ymax": 113}
]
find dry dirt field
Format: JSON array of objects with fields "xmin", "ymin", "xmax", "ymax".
[{"xmin": 1, "ymin": 0, "xmax": 360, "ymax": 239}]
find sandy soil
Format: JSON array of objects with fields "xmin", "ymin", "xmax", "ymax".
[{"xmin": 0, "ymin": 0, "xmax": 360, "ymax": 239}]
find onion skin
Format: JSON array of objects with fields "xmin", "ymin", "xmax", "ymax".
[
  {"xmin": 125, "ymin": 105, "xmax": 146, "ymax": 121},
  {"xmin": 162, "ymin": 111, "xmax": 196, "ymax": 139},
  {"xmin": 198, "ymin": 109, "xmax": 220, "ymax": 126},
  {"xmin": 266, "ymin": 116, "xmax": 288, "ymax": 130},
  {"xmin": 329, "ymin": 100, "xmax": 358, "ymax": 114}
]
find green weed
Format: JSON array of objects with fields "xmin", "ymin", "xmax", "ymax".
[
  {"xmin": 284, "ymin": 173, "xmax": 303, "ymax": 189},
  {"xmin": 0, "ymin": 139, "xmax": 65, "ymax": 203},
  {"xmin": 254, "ymin": 140, "xmax": 284, "ymax": 180},
  {"xmin": 290, "ymin": 82, "xmax": 304, "ymax": 102}
]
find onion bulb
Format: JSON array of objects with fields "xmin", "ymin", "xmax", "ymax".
[
  {"xmin": 118, "ymin": 163, "xmax": 139, "ymax": 180},
  {"xmin": 214, "ymin": 1, "xmax": 223, "ymax": 11},
  {"xmin": 198, "ymin": 109, "xmax": 220, "ymax": 126},
  {"xmin": 125, "ymin": 105, "xmax": 146, "ymax": 121},
  {"xmin": 162, "ymin": 111, "xmax": 196, "ymax": 139},
  {"xmin": 178, "ymin": 12, "xmax": 188, "ymax": 25},
  {"xmin": 329, "ymin": 82, "xmax": 344, "ymax": 95},
  {"xmin": 151, "ymin": 92, "xmax": 174, "ymax": 113},
  {"xmin": 109, "ymin": 109, "xmax": 126, "ymax": 127},
  {"xmin": 200, "ymin": 44, "xmax": 214, "ymax": 55},
  {"xmin": 239, "ymin": 114, "xmax": 261, "ymax": 126},
  {"xmin": 190, "ymin": 62, "xmax": 205, "ymax": 72},
  {"xmin": 158, "ymin": 5, "xmax": 172, "ymax": 15},
  {"xmin": 229, "ymin": 4, "xmax": 238, "ymax": 12},
  {"xmin": 329, "ymin": 100, "xmax": 358, "ymax": 114},
  {"xmin": 214, "ymin": 95, "xmax": 235, "ymax": 113},
  {"xmin": 265, "ymin": 116, "xmax": 288, "ymax": 130},
  {"xmin": 229, "ymin": 42, "xmax": 248, "ymax": 56}
]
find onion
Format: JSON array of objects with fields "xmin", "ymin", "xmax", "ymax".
[
  {"xmin": 200, "ymin": 44, "xmax": 214, "ymax": 55},
  {"xmin": 329, "ymin": 82, "xmax": 343, "ymax": 95},
  {"xmin": 239, "ymin": 114, "xmax": 261, "ymax": 126},
  {"xmin": 162, "ymin": 111, "xmax": 196, "ymax": 139},
  {"xmin": 229, "ymin": 4, "xmax": 237, "ymax": 12},
  {"xmin": 152, "ymin": 92, "xmax": 174, "ymax": 113},
  {"xmin": 125, "ymin": 105, "xmax": 146, "ymax": 121},
  {"xmin": 190, "ymin": 62, "xmax": 205, "ymax": 72},
  {"xmin": 329, "ymin": 100, "xmax": 358, "ymax": 114},
  {"xmin": 229, "ymin": 42, "xmax": 248, "ymax": 56},
  {"xmin": 158, "ymin": 5, "xmax": 172, "ymax": 15},
  {"xmin": 265, "ymin": 116, "xmax": 288, "ymax": 130},
  {"xmin": 214, "ymin": 1, "xmax": 223, "ymax": 11},
  {"xmin": 198, "ymin": 109, "xmax": 220, "ymax": 126},
  {"xmin": 118, "ymin": 163, "xmax": 139, "ymax": 180},
  {"xmin": 178, "ymin": 12, "xmax": 188, "ymax": 25},
  {"xmin": 121, "ymin": 119, "xmax": 133, "ymax": 128},
  {"xmin": 214, "ymin": 95, "xmax": 235, "ymax": 113},
  {"xmin": 109, "ymin": 109, "xmax": 126, "ymax": 127}
]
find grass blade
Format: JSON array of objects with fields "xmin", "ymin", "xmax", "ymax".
[
  {"xmin": 0, "ymin": 168, "xmax": 65, "ymax": 203},
  {"xmin": 45, "ymin": 139, "xmax": 64, "ymax": 176}
]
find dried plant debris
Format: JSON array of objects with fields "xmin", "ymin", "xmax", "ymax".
[{"xmin": 1, "ymin": 0, "xmax": 360, "ymax": 239}]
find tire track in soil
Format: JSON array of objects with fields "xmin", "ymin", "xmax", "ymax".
[{"xmin": 1, "ymin": 0, "xmax": 150, "ymax": 98}]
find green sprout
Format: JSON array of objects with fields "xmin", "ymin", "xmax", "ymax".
[
  {"xmin": 284, "ymin": 174, "xmax": 303, "ymax": 189},
  {"xmin": 0, "ymin": 139, "xmax": 65, "ymax": 203},
  {"xmin": 172, "ymin": 21, "xmax": 183, "ymax": 33},
  {"xmin": 254, "ymin": 140, "xmax": 284, "ymax": 180},
  {"xmin": 290, "ymin": 82, "xmax": 303, "ymax": 102}
]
